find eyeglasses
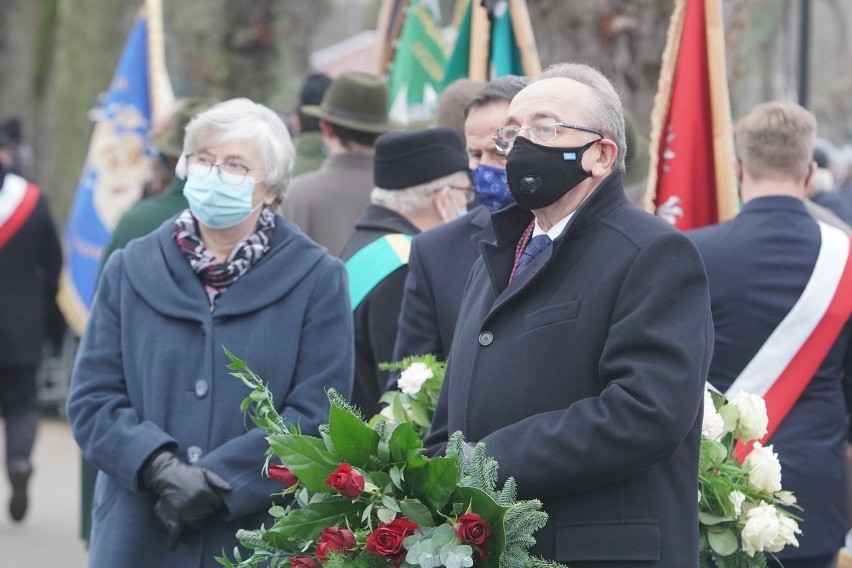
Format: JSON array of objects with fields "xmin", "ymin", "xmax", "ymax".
[
  {"xmin": 449, "ymin": 185, "xmax": 476, "ymax": 205},
  {"xmin": 186, "ymin": 153, "xmax": 256, "ymax": 185},
  {"xmin": 493, "ymin": 118, "xmax": 604, "ymax": 152}
]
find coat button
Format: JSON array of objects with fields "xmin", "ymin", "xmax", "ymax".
[
  {"xmin": 187, "ymin": 446, "xmax": 203, "ymax": 464},
  {"xmin": 478, "ymin": 331, "xmax": 494, "ymax": 346},
  {"xmin": 195, "ymin": 380, "xmax": 209, "ymax": 398}
]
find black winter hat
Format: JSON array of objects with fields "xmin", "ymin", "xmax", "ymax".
[
  {"xmin": 373, "ymin": 127, "xmax": 468, "ymax": 190},
  {"xmin": 299, "ymin": 73, "xmax": 333, "ymax": 107}
]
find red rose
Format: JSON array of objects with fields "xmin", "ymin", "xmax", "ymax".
[
  {"xmin": 455, "ymin": 513, "xmax": 491, "ymax": 560},
  {"xmin": 366, "ymin": 517, "xmax": 419, "ymax": 567},
  {"xmin": 325, "ymin": 463, "xmax": 365, "ymax": 500},
  {"xmin": 290, "ymin": 556, "xmax": 319, "ymax": 568},
  {"xmin": 316, "ymin": 526, "xmax": 356, "ymax": 561},
  {"xmin": 268, "ymin": 464, "xmax": 298, "ymax": 487}
]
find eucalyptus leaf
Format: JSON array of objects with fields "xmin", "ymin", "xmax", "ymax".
[
  {"xmin": 707, "ymin": 526, "xmax": 739, "ymax": 556},
  {"xmin": 382, "ymin": 495, "xmax": 401, "ymax": 512},
  {"xmin": 399, "ymin": 498, "xmax": 436, "ymax": 527},
  {"xmin": 377, "ymin": 507, "xmax": 397, "ymax": 524}
]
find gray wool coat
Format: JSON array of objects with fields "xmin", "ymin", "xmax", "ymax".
[{"xmin": 66, "ymin": 214, "xmax": 354, "ymax": 568}]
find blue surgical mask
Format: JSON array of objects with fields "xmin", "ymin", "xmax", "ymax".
[
  {"xmin": 472, "ymin": 164, "xmax": 514, "ymax": 211},
  {"xmin": 183, "ymin": 166, "xmax": 259, "ymax": 228}
]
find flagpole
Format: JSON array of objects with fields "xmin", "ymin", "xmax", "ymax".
[
  {"xmin": 468, "ymin": 0, "xmax": 490, "ymax": 80},
  {"xmin": 508, "ymin": 0, "xmax": 541, "ymax": 77},
  {"xmin": 644, "ymin": 0, "xmax": 686, "ymax": 214},
  {"xmin": 375, "ymin": 0, "xmax": 408, "ymax": 76},
  {"xmin": 146, "ymin": 0, "xmax": 174, "ymax": 123},
  {"xmin": 705, "ymin": 0, "xmax": 738, "ymax": 222}
]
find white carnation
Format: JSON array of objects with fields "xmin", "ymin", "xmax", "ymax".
[
  {"xmin": 702, "ymin": 390, "xmax": 725, "ymax": 441},
  {"xmin": 398, "ymin": 362, "xmax": 433, "ymax": 395},
  {"xmin": 741, "ymin": 502, "xmax": 781, "ymax": 556},
  {"xmin": 729, "ymin": 490, "xmax": 746, "ymax": 517},
  {"xmin": 731, "ymin": 392, "xmax": 768, "ymax": 442},
  {"xmin": 765, "ymin": 514, "xmax": 801, "ymax": 553},
  {"xmin": 744, "ymin": 443, "xmax": 783, "ymax": 494}
]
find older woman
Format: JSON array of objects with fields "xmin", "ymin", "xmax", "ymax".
[{"xmin": 66, "ymin": 98, "xmax": 354, "ymax": 567}]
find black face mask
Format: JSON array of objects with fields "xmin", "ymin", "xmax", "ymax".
[{"xmin": 506, "ymin": 136, "xmax": 599, "ymax": 210}]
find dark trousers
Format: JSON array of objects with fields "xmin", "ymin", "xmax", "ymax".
[
  {"xmin": 767, "ymin": 555, "xmax": 836, "ymax": 568},
  {"xmin": 0, "ymin": 365, "xmax": 39, "ymax": 470}
]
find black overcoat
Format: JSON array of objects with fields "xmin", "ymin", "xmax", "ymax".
[
  {"xmin": 426, "ymin": 172, "xmax": 713, "ymax": 567},
  {"xmin": 392, "ymin": 204, "xmax": 494, "ymax": 365}
]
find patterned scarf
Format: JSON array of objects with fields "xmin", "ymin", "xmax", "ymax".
[{"xmin": 173, "ymin": 208, "xmax": 276, "ymax": 308}]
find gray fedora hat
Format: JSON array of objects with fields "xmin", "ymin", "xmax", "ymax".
[{"xmin": 301, "ymin": 70, "xmax": 398, "ymax": 134}]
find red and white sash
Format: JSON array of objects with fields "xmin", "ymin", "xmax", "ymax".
[
  {"xmin": 727, "ymin": 221, "xmax": 852, "ymax": 452},
  {"xmin": 0, "ymin": 173, "xmax": 40, "ymax": 248}
]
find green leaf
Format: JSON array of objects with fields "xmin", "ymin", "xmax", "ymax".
[
  {"xmin": 454, "ymin": 486, "xmax": 508, "ymax": 568},
  {"xmin": 399, "ymin": 498, "xmax": 436, "ymax": 528},
  {"xmin": 699, "ymin": 511, "xmax": 734, "ymax": 526},
  {"xmin": 706, "ymin": 526, "xmax": 739, "ymax": 556},
  {"xmin": 389, "ymin": 465, "xmax": 404, "ymax": 491},
  {"xmin": 264, "ymin": 499, "xmax": 362, "ymax": 548},
  {"xmin": 328, "ymin": 404, "xmax": 380, "ymax": 469},
  {"xmin": 388, "ymin": 421, "xmax": 424, "ymax": 464},
  {"xmin": 381, "ymin": 495, "xmax": 401, "ymax": 513},
  {"xmin": 406, "ymin": 400, "xmax": 432, "ymax": 428},
  {"xmin": 377, "ymin": 507, "xmax": 397, "ymax": 524},
  {"xmin": 406, "ymin": 456, "xmax": 459, "ymax": 512},
  {"xmin": 268, "ymin": 434, "xmax": 339, "ymax": 493}
]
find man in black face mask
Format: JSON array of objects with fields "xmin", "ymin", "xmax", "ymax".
[{"xmin": 424, "ymin": 62, "xmax": 714, "ymax": 568}]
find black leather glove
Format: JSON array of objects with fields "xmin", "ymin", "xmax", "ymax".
[{"xmin": 142, "ymin": 450, "xmax": 231, "ymax": 549}]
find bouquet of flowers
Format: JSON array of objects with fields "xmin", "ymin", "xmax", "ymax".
[
  {"xmin": 699, "ymin": 388, "xmax": 802, "ymax": 567},
  {"xmin": 217, "ymin": 350, "xmax": 567, "ymax": 568},
  {"xmin": 372, "ymin": 355, "xmax": 446, "ymax": 438}
]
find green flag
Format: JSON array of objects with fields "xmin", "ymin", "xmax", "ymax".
[
  {"xmin": 440, "ymin": 0, "xmax": 525, "ymax": 91},
  {"xmin": 387, "ymin": 0, "xmax": 447, "ymax": 125},
  {"xmin": 489, "ymin": 0, "xmax": 524, "ymax": 76},
  {"xmin": 440, "ymin": 0, "xmax": 474, "ymax": 90}
]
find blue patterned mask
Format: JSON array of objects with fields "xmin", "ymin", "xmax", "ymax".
[
  {"xmin": 472, "ymin": 164, "xmax": 514, "ymax": 211},
  {"xmin": 183, "ymin": 166, "xmax": 259, "ymax": 229}
]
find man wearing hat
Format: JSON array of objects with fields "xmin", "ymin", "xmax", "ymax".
[
  {"xmin": 101, "ymin": 97, "xmax": 218, "ymax": 265},
  {"xmin": 291, "ymin": 72, "xmax": 333, "ymax": 177},
  {"xmin": 340, "ymin": 127, "xmax": 471, "ymax": 417},
  {"xmin": 282, "ymin": 70, "xmax": 398, "ymax": 257}
]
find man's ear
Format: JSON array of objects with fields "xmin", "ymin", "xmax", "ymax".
[{"xmin": 590, "ymin": 139, "xmax": 618, "ymax": 177}]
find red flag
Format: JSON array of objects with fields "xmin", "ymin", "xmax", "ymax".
[{"xmin": 645, "ymin": 0, "xmax": 738, "ymax": 230}]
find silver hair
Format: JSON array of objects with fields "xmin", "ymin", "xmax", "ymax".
[
  {"xmin": 538, "ymin": 62, "xmax": 626, "ymax": 173},
  {"xmin": 371, "ymin": 171, "xmax": 470, "ymax": 213},
  {"xmin": 175, "ymin": 98, "xmax": 295, "ymax": 202}
]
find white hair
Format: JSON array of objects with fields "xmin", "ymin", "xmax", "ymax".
[
  {"xmin": 538, "ymin": 62, "xmax": 627, "ymax": 173},
  {"xmin": 175, "ymin": 98, "xmax": 295, "ymax": 202},
  {"xmin": 371, "ymin": 171, "xmax": 470, "ymax": 213}
]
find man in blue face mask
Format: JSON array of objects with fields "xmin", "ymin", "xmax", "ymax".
[{"xmin": 389, "ymin": 76, "xmax": 528, "ymax": 377}]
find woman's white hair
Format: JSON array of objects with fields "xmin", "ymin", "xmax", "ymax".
[
  {"xmin": 371, "ymin": 171, "xmax": 470, "ymax": 213},
  {"xmin": 175, "ymin": 97, "xmax": 295, "ymax": 202}
]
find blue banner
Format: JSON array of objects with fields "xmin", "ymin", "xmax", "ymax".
[{"xmin": 61, "ymin": 15, "xmax": 155, "ymax": 334}]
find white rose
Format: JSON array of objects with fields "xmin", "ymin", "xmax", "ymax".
[
  {"xmin": 744, "ymin": 443, "xmax": 783, "ymax": 494},
  {"xmin": 397, "ymin": 362, "xmax": 433, "ymax": 395},
  {"xmin": 729, "ymin": 490, "xmax": 746, "ymax": 517},
  {"xmin": 702, "ymin": 390, "xmax": 725, "ymax": 441},
  {"xmin": 741, "ymin": 502, "xmax": 781, "ymax": 556},
  {"xmin": 731, "ymin": 392, "xmax": 768, "ymax": 442},
  {"xmin": 775, "ymin": 490, "xmax": 797, "ymax": 506},
  {"xmin": 765, "ymin": 514, "xmax": 801, "ymax": 553}
]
